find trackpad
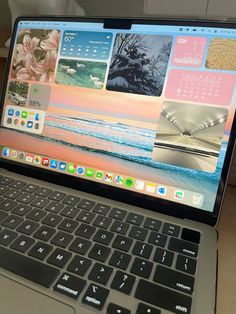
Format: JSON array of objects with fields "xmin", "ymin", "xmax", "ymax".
[{"xmin": 0, "ymin": 275, "xmax": 75, "ymax": 314}]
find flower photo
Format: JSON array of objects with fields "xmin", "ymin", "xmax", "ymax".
[{"xmin": 11, "ymin": 29, "xmax": 60, "ymax": 83}]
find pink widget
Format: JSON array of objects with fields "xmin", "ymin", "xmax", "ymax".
[
  {"xmin": 172, "ymin": 36, "xmax": 206, "ymax": 68},
  {"xmin": 165, "ymin": 69, "xmax": 235, "ymax": 106}
]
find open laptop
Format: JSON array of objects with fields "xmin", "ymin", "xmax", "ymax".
[{"xmin": 0, "ymin": 16, "xmax": 235, "ymax": 314}]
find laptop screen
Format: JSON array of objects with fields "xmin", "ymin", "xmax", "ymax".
[{"xmin": 0, "ymin": 18, "xmax": 236, "ymax": 214}]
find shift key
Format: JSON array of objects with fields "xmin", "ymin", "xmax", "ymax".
[{"xmin": 135, "ymin": 279, "xmax": 192, "ymax": 314}]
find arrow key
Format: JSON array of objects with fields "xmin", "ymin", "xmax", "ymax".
[
  {"xmin": 136, "ymin": 303, "xmax": 161, "ymax": 314},
  {"xmin": 88, "ymin": 262, "xmax": 113, "ymax": 285},
  {"xmin": 107, "ymin": 303, "xmax": 131, "ymax": 314},
  {"xmin": 67, "ymin": 255, "xmax": 92, "ymax": 276}
]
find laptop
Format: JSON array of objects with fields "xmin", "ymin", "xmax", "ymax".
[{"xmin": 0, "ymin": 16, "xmax": 235, "ymax": 314}]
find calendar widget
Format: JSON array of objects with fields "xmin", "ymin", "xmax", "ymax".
[
  {"xmin": 3, "ymin": 106, "xmax": 46, "ymax": 135},
  {"xmin": 172, "ymin": 36, "xmax": 206, "ymax": 68},
  {"xmin": 60, "ymin": 31, "xmax": 113, "ymax": 60},
  {"xmin": 165, "ymin": 69, "xmax": 235, "ymax": 106}
]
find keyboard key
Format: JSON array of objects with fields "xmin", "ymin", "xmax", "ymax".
[
  {"xmin": 82, "ymin": 283, "xmax": 109, "ymax": 310},
  {"xmin": 0, "ymin": 246, "xmax": 59, "ymax": 288},
  {"xmin": 176, "ymin": 254, "xmax": 197, "ymax": 275},
  {"xmin": 168, "ymin": 237, "xmax": 198, "ymax": 258},
  {"xmin": 17, "ymin": 193, "xmax": 35, "ymax": 204},
  {"xmin": 181, "ymin": 228, "xmax": 200, "ymax": 244},
  {"xmin": 10, "ymin": 235, "xmax": 35, "ymax": 253},
  {"xmin": 93, "ymin": 203, "xmax": 111, "ymax": 215},
  {"xmin": 0, "ymin": 210, "xmax": 8, "ymax": 222},
  {"xmin": 93, "ymin": 229, "xmax": 114, "ymax": 245},
  {"xmin": 67, "ymin": 255, "xmax": 91, "ymax": 276},
  {"xmin": 17, "ymin": 220, "xmax": 39, "ymax": 235},
  {"xmin": 26, "ymin": 208, "xmax": 46, "ymax": 222},
  {"xmin": 62, "ymin": 195, "xmax": 81, "ymax": 206},
  {"xmin": 28, "ymin": 241, "xmax": 53, "ymax": 260},
  {"xmin": 45, "ymin": 201, "xmax": 64, "ymax": 214},
  {"xmin": 88, "ymin": 243, "xmax": 111, "ymax": 262},
  {"xmin": 78, "ymin": 199, "xmax": 95, "ymax": 211},
  {"xmin": 51, "ymin": 231, "xmax": 73, "ymax": 248},
  {"xmin": 21, "ymin": 183, "xmax": 39, "ymax": 193},
  {"xmin": 9, "ymin": 180, "xmax": 26, "ymax": 190},
  {"xmin": 47, "ymin": 248, "xmax": 72, "ymax": 268},
  {"xmin": 1, "ymin": 214, "xmax": 23, "ymax": 229},
  {"xmin": 132, "ymin": 241, "xmax": 153, "ymax": 259},
  {"xmin": 0, "ymin": 176, "xmax": 13, "ymax": 185},
  {"xmin": 54, "ymin": 272, "xmax": 86, "ymax": 299},
  {"xmin": 76, "ymin": 210, "xmax": 95, "ymax": 224},
  {"xmin": 107, "ymin": 303, "xmax": 131, "ymax": 314},
  {"xmin": 60, "ymin": 205, "xmax": 80, "ymax": 218},
  {"xmin": 0, "ymin": 185, "xmax": 8, "ymax": 195},
  {"xmin": 135, "ymin": 279, "xmax": 192, "ymax": 314},
  {"xmin": 0, "ymin": 199, "xmax": 17, "ymax": 212},
  {"xmin": 144, "ymin": 218, "xmax": 161, "ymax": 231},
  {"xmin": 112, "ymin": 235, "xmax": 133, "ymax": 252},
  {"xmin": 110, "ymin": 220, "xmax": 130, "ymax": 235},
  {"xmin": 154, "ymin": 265, "xmax": 195, "ymax": 294},
  {"xmin": 93, "ymin": 215, "xmax": 112, "ymax": 229},
  {"xmin": 75, "ymin": 223, "xmax": 96, "ymax": 239},
  {"xmin": 88, "ymin": 262, "xmax": 113, "ymax": 285},
  {"xmin": 163, "ymin": 223, "xmax": 180, "ymax": 237},
  {"xmin": 4, "ymin": 189, "xmax": 21, "ymax": 200},
  {"xmin": 34, "ymin": 226, "xmax": 56, "ymax": 241},
  {"xmin": 136, "ymin": 303, "xmax": 161, "ymax": 314},
  {"xmin": 126, "ymin": 213, "xmax": 144, "ymax": 226},
  {"xmin": 0, "ymin": 229, "xmax": 18, "ymax": 246},
  {"xmin": 42, "ymin": 213, "xmax": 62, "ymax": 227},
  {"xmin": 31, "ymin": 197, "xmax": 48, "ymax": 209},
  {"xmin": 12, "ymin": 204, "xmax": 32, "ymax": 216},
  {"xmin": 109, "ymin": 208, "xmax": 127, "ymax": 220},
  {"xmin": 69, "ymin": 237, "xmax": 92, "ymax": 255},
  {"xmin": 111, "ymin": 270, "xmax": 135, "ymax": 295},
  {"xmin": 35, "ymin": 187, "xmax": 52, "ymax": 197},
  {"xmin": 129, "ymin": 226, "xmax": 148, "ymax": 241},
  {"xmin": 153, "ymin": 248, "xmax": 174, "ymax": 267},
  {"xmin": 109, "ymin": 250, "xmax": 131, "ymax": 270},
  {"xmin": 130, "ymin": 257, "xmax": 153, "ymax": 279},
  {"xmin": 58, "ymin": 218, "xmax": 79, "ymax": 233},
  {"xmin": 148, "ymin": 231, "xmax": 167, "ymax": 247},
  {"xmin": 48, "ymin": 191, "xmax": 66, "ymax": 202}
]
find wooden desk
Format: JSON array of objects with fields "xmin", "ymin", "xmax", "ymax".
[{"xmin": 217, "ymin": 185, "xmax": 236, "ymax": 314}]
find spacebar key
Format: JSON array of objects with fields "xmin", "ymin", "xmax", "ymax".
[
  {"xmin": 135, "ymin": 279, "xmax": 192, "ymax": 314},
  {"xmin": 0, "ymin": 246, "xmax": 60, "ymax": 288}
]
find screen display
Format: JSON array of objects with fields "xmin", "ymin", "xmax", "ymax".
[{"xmin": 1, "ymin": 19, "xmax": 236, "ymax": 213}]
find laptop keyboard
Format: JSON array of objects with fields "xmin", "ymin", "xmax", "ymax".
[{"xmin": 0, "ymin": 175, "xmax": 200, "ymax": 314}]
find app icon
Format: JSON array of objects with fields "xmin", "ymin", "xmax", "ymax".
[
  {"xmin": 8, "ymin": 108, "xmax": 14, "ymax": 116},
  {"xmin": 34, "ymin": 155, "xmax": 41, "ymax": 164},
  {"xmin": 96, "ymin": 171, "xmax": 103, "ymax": 180},
  {"xmin": 115, "ymin": 175, "xmax": 124, "ymax": 184},
  {"xmin": 125, "ymin": 178, "xmax": 133, "ymax": 187},
  {"xmin": 59, "ymin": 162, "xmax": 66, "ymax": 170},
  {"xmin": 21, "ymin": 120, "xmax": 26, "ymax": 126},
  {"xmin": 21, "ymin": 111, "xmax": 28, "ymax": 119},
  {"xmin": 27, "ymin": 121, "xmax": 33, "ymax": 128},
  {"xmin": 2, "ymin": 147, "xmax": 10, "ymax": 157},
  {"xmin": 18, "ymin": 152, "xmax": 25, "ymax": 160},
  {"xmin": 14, "ymin": 119, "xmax": 19, "ymax": 126},
  {"xmin": 174, "ymin": 190, "xmax": 184, "ymax": 201},
  {"xmin": 15, "ymin": 111, "xmax": 20, "ymax": 117},
  {"xmin": 42, "ymin": 157, "xmax": 49, "ymax": 167},
  {"xmin": 10, "ymin": 150, "xmax": 18, "ymax": 158},
  {"xmin": 104, "ymin": 172, "xmax": 113, "ymax": 182},
  {"xmin": 192, "ymin": 193, "xmax": 203, "ymax": 206},
  {"xmin": 86, "ymin": 168, "xmax": 94, "ymax": 177},
  {"xmin": 146, "ymin": 183, "xmax": 155, "ymax": 193},
  {"xmin": 157, "ymin": 186, "xmax": 167, "ymax": 196},
  {"xmin": 50, "ymin": 159, "xmax": 58, "ymax": 169},
  {"xmin": 35, "ymin": 113, "xmax": 40, "ymax": 121},
  {"xmin": 77, "ymin": 166, "xmax": 85, "ymax": 175},
  {"xmin": 26, "ymin": 154, "xmax": 33, "ymax": 163},
  {"xmin": 35, "ymin": 123, "xmax": 40, "ymax": 130},
  {"xmin": 68, "ymin": 163, "xmax": 76, "ymax": 173},
  {"xmin": 7, "ymin": 117, "xmax": 12, "ymax": 124},
  {"xmin": 135, "ymin": 180, "xmax": 144, "ymax": 190}
]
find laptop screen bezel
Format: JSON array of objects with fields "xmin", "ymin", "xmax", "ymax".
[{"xmin": 1, "ymin": 16, "xmax": 236, "ymax": 227}]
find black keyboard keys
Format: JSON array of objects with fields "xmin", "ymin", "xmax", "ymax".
[
  {"xmin": 126, "ymin": 213, "xmax": 144, "ymax": 226},
  {"xmin": 75, "ymin": 223, "xmax": 96, "ymax": 239},
  {"xmin": 176, "ymin": 254, "xmax": 197, "ymax": 275},
  {"xmin": 112, "ymin": 235, "xmax": 133, "ymax": 252},
  {"xmin": 17, "ymin": 220, "xmax": 39, "ymax": 235},
  {"xmin": 93, "ymin": 215, "xmax": 112, "ymax": 229},
  {"xmin": 26, "ymin": 208, "xmax": 46, "ymax": 222},
  {"xmin": 1, "ymin": 214, "xmax": 23, "ymax": 229},
  {"xmin": 54, "ymin": 272, "xmax": 86, "ymax": 299},
  {"xmin": 129, "ymin": 226, "xmax": 148, "ymax": 241},
  {"xmin": 51, "ymin": 231, "xmax": 73, "ymax": 248},
  {"xmin": 47, "ymin": 248, "xmax": 72, "ymax": 268},
  {"xmin": 0, "ymin": 229, "xmax": 18, "ymax": 246},
  {"xmin": 78, "ymin": 199, "xmax": 95, "ymax": 211},
  {"xmin": 67, "ymin": 255, "xmax": 91, "ymax": 276},
  {"xmin": 34, "ymin": 226, "xmax": 56, "ymax": 241},
  {"xmin": 69, "ymin": 237, "xmax": 92, "ymax": 255},
  {"xmin": 144, "ymin": 217, "xmax": 161, "ymax": 231},
  {"xmin": 153, "ymin": 248, "xmax": 174, "ymax": 267},
  {"xmin": 168, "ymin": 237, "xmax": 198, "ymax": 258},
  {"xmin": 163, "ymin": 222, "xmax": 180, "ymax": 237},
  {"xmin": 109, "ymin": 208, "xmax": 127, "ymax": 220},
  {"xmin": 48, "ymin": 191, "xmax": 66, "ymax": 202},
  {"xmin": 76, "ymin": 210, "xmax": 95, "ymax": 224},
  {"xmin": 58, "ymin": 218, "xmax": 78, "ymax": 233},
  {"xmin": 136, "ymin": 303, "xmax": 161, "ymax": 314},
  {"xmin": 0, "ymin": 199, "xmax": 17, "ymax": 212},
  {"xmin": 132, "ymin": 241, "xmax": 153, "ymax": 259},
  {"xmin": 93, "ymin": 229, "xmax": 114, "ymax": 245},
  {"xmin": 110, "ymin": 220, "xmax": 129, "ymax": 235},
  {"xmin": 10, "ymin": 235, "xmax": 35, "ymax": 253},
  {"xmin": 130, "ymin": 257, "xmax": 153, "ymax": 279},
  {"xmin": 60, "ymin": 205, "xmax": 80, "ymax": 219},
  {"xmin": 82, "ymin": 283, "xmax": 109, "ymax": 310},
  {"xmin": 28, "ymin": 241, "xmax": 53, "ymax": 260},
  {"xmin": 109, "ymin": 250, "xmax": 131, "ymax": 270},
  {"xmin": 93, "ymin": 203, "xmax": 111, "ymax": 215},
  {"xmin": 45, "ymin": 201, "xmax": 64, "ymax": 214},
  {"xmin": 62, "ymin": 195, "xmax": 81, "ymax": 206},
  {"xmin": 107, "ymin": 303, "xmax": 131, "ymax": 314},
  {"xmin": 42, "ymin": 213, "xmax": 62, "ymax": 227},
  {"xmin": 148, "ymin": 231, "xmax": 167, "ymax": 248},
  {"xmin": 88, "ymin": 243, "xmax": 111, "ymax": 263},
  {"xmin": 12, "ymin": 204, "xmax": 31, "ymax": 216},
  {"xmin": 111, "ymin": 270, "xmax": 135, "ymax": 295},
  {"xmin": 88, "ymin": 262, "xmax": 113, "ymax": 285}
]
